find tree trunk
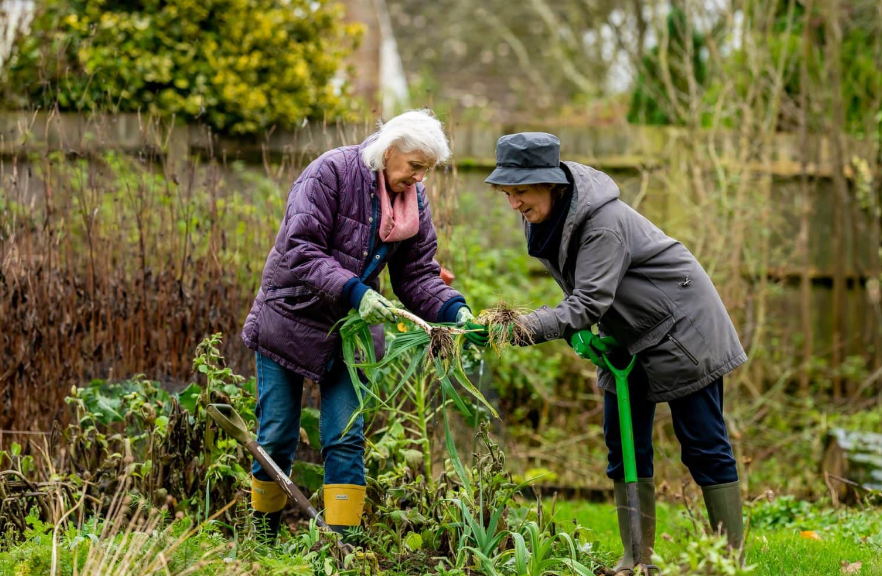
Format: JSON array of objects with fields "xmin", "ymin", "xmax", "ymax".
[
  {"xmin": 798, "ymin": 0, "xmax": 814, "ymax": 395},
  {"xmin": 825, "ymin": 0, "xmax": 848, "ymax": 401},
  {"xmin": 823, "ymin": 427, "xmax": 882, "ymax": 504}
]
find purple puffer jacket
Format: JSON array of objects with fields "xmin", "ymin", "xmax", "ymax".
[{"xmin": 241, "ymin": 138, "xmax": 464, "ymax": 382}]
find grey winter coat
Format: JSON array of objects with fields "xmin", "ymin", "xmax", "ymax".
[{"xmin": 522, "ymin": 162, "xmax": 747, "ymax": 402}]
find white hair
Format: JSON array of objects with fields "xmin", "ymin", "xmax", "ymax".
[{"xmin": 361, "ymin": 109, "xmax": 451, "ymax": 171}]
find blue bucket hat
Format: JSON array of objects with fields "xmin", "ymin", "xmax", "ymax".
[{"xmin": 485, "ymin": 132, "xmax": 569, "ymax": 186}]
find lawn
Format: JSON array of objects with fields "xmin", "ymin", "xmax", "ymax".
[{"xmin": 552, "ymin": 498, "xmax": 882, "ymax": 575}]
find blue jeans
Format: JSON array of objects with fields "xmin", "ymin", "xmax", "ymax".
[
  {"xmin": 603, "ymin": 376, "xmax": 738, "ymax": 487},
  {"xmin": 251, "ymin": 352, "xmax": 365, "ymax": 486}
]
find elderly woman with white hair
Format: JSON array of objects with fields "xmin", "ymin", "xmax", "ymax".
[{"xmin": 240, "ymin": 110, "xmax": 475, "ymax": 542}]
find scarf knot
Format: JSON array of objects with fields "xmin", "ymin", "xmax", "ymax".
[{"xmin": 376, "ymin": 170, "xmax": 419, "ymax": 243}]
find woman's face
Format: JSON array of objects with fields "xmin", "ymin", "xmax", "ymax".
[
  {"xmin": 383, "ymin": 147, "xmax": 434, "ymax": 193},
  {"xmin": 497, "ymin": 184, "xmax": 555, "ymax": 223}
]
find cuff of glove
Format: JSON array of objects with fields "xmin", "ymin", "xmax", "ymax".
[
  {"xmin": 438, "ymin": 296, "xmax": 467, "ymax": 323},
  {"xmin": 343, "ymin": 278, "xmax": 371, "ymax": 310}
]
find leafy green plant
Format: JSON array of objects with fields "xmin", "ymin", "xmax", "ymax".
[
  {"xmin": 336, "ymin": 307, "xmax": 505, "ymax": 497},
  {"xmin": 650, "ymin": 531, "xmax": 754, "ymax": 576},
  {"xmin": 449, "ymin": 496, "xmax": 511, "ymax": 559},
  {"xmin": 0, "ymin": 498, "xmax": 254, "ymax": 576},
  {"xmin": 0, "ymin": 333, "xmax": 259, "ymax": 537},
  {"xmin": 337, "ymin": 309, "xmax": 499, "ymax": 421},
  {"xmin": 750, "ymin": 496, "xmax": 815, "ymax": 530},
  {"xmin": 0, "ymin": 443, "xmax": 35, "ymax": 480},
  {"xmin": 2, "ymin": 0, "xmax": 363, "ymax": 134},
  {"xmin": 509, "ymin": 520, "xmax": 595, "ymax": 576},
  {"xmin": 468, "ymin": 520, "xmax": 595, "ymax": 576},
  {"xmin": 750, "ymin": 496, "xmax": 882, "ymax": 549}
]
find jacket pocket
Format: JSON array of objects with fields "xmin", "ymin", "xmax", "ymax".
[
  {"xmin": 667, "ymin": 334, "xmax": 699, "ymax": 365},
  {"xmin": 600, "ymin": 272, "xmax": 675, "ymax": 352},
  {"xmin": 265, "ymin": 285, "xmax": 320, "ymax": 316},
  {"xmin": 636, "ymin": 321, "xmax": 708, "ymax": 393},
  {"xmin": 626, "ymin": 314, "xmax": 674, "ymax": 355}
]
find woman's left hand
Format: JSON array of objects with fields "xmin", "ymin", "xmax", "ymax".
[{"xmin": 358, "ymin": 289, "xmax": 397, "ymax": 325}]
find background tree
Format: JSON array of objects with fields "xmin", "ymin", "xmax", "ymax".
[{"xmin": 627, "ymin": 6, "xmax": 709, "ymax": 125}]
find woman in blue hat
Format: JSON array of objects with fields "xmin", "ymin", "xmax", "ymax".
[{"xmin": 479, "ymin": 132, "xmax": 746, "ymax": 573}]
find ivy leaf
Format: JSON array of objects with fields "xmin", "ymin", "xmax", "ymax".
[{"xmin": 176, "ymin": 382, "xmax": 202, "ymax": 414}]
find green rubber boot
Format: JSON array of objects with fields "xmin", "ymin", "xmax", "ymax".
[
  {"xmin": 702, "ymin": 480, "xmax": 744, "ymax": 550},
  {"xmin": 613, "ymin": 478, "xmax": 656, "ymax": 572}
]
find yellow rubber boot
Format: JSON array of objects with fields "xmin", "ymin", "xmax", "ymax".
[
  {"xmin": 251, "ymin": 477, "xmax": 286, "ymax": 543},
  {"xmin": 324, "ymin": 484, "xmax": 366, "ymax": 537}
]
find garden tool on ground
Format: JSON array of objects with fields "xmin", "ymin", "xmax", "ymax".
[
  {"xmin": 571, "ymin": 332, "xmax": 659, "ymax": 576},
  {"xmin": 206, "ymin": 403, "xmax": 355, "ymax": 554}
]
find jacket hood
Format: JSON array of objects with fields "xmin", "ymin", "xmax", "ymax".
[{"xmin": 555, "ymin": 162, "xmax": 621, "ymax": 270}]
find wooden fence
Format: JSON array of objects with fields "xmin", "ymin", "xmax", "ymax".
[{"xmin": 1, "ymin": 112, "xmax": 880, "ymax": 406}]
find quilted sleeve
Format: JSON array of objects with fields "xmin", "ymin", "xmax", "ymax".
[{"xmin": 282, "ymin": 159, "xmax": 359, "ymax": 300}]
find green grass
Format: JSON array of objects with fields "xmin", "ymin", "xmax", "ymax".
[{"xmin": 551, "ymin": 499, "xmax": 882, "ymax": 575}]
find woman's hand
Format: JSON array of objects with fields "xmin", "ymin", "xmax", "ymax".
[
  {"xmin": 571, "ymin": 330, "xmax": 605, "ymax": 364},
  {"xmin": 455, "ymin": 307, "xmax": 475, "ymax": 325},
  {"xmin": 463, "ymin": 321, "xmax": 491, "ymax": 349},
  {"xmin": 358, "ymin": 290, "xmax": 397, "ymax": 325},
  {"xmin": 570, "ymin": 330, "xmax": 622, "ymax": 367}
]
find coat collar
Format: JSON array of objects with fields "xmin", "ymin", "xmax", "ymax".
[
  {"xmin": 357, "ymin": 136, "xmax": 378, "ymax": 191},
  {"xmin": 555, "ymin": 161, "xmax": 621, "ymax": 272}
]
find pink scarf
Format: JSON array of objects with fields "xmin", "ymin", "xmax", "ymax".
[{"xmin": 376, "ymin": 170, "xmax": 419, "ymax": 243}]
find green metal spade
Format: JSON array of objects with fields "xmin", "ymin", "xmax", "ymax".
[
  {"xmin": 205, "ymin": 403, "xmax": 354, "ymax": 554},
  {"xmin": 572, "ymin": 332, "xmax": 659, "ymax": 575},
  {"xmin": 606, "ymin": 356, "xmax": 659, "ymax": 575}
]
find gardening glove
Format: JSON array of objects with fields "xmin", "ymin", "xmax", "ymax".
[
  {"xmin": 454, "ymin": 307, "xmax": 491, "ymax": 348},
  {"xmin": 570, "ymin": 330, "xmax": 612, "ymax": 366},
  {"xmin": 463, "ymin": 319, "xmax": 490, "ymax": 348},
  {"xmin": 571, "ymin": 330, "xmax": 627, "ymax": 369},
  {"xmin": 358, "ymin": 289, "xmax": 396, "ymax": 325},
  {"xmin": 455, "ymin": 307, "xmax": 475, "ymax": 326}
]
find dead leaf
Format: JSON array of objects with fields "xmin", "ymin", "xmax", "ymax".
[
  {"xmin": 800, "ymin": 530, "xmax": 822, "ymax": 541},
  {"xmin": 841, "ymin": 561, "xmax": 862, "ymax": 574}
]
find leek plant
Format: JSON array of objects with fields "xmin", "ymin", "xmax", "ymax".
[{"xmin": 336, "ymin": 305, "xmax": 514, "ymax": 495}]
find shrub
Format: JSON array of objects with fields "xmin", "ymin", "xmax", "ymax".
[{"xmin": 2, "ymin": 0, "xmax": 363, "ymax": 134}]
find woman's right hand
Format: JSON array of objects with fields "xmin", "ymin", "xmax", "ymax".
[
  {"xmin": 358, "ymin": 289, "xmax": 397, "ymax": 325},
  {"xmin": 462, "ymin": 319, "xmax": 490, "ymax": 347}
]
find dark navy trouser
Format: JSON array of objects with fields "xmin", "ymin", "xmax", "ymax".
[{"xmin": 603, "ymin": 376, "xmax": 738, "ymax": 487}]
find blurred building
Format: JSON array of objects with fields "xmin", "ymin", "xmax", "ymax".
[{"xmin": 0, "ymin": 0, "xmax": 33, "ymax": 69}]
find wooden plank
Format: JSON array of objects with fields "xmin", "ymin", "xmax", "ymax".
[{"xmin": 2, "ymin": 112, "xmax": 876, "ymax": 179}]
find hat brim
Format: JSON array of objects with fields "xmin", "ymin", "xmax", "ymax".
[{"xmin": 484, "ymin": 165, "xmax": 569, "ymax": 186}]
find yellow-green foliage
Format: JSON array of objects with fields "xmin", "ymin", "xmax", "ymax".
[{"xmin": 2, "ymin": 0, "xmax": 363, "ymax": 134}]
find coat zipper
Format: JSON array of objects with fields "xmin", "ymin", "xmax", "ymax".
[{"xmin": 668, "ymin": 334, "xmax": 700, "ymax": 366}]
